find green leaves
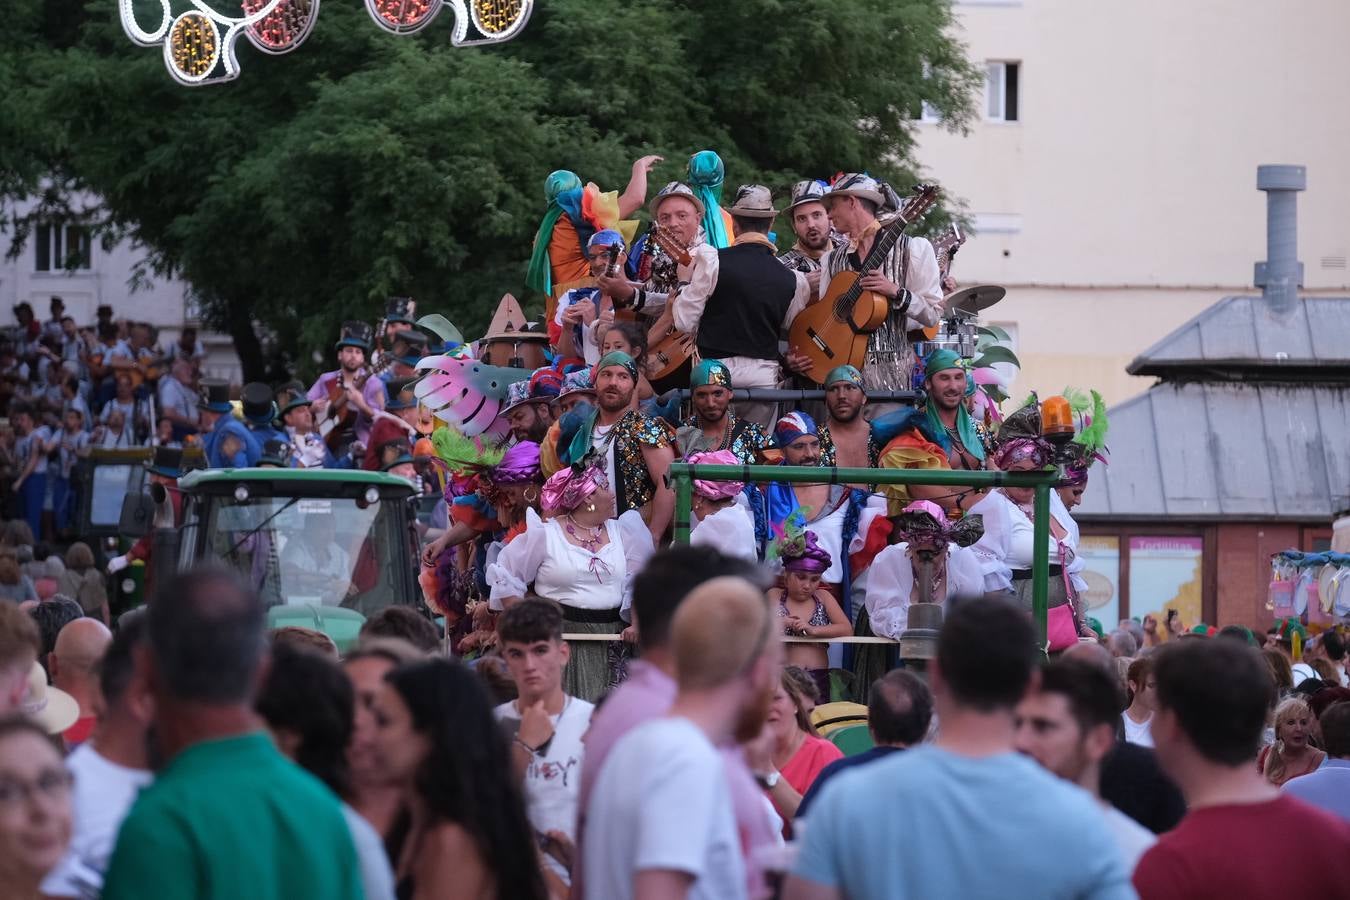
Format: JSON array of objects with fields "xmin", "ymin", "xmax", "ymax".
[{"xmin": 3, "ymin": 0, "xmax": 978, "ymax": 380}]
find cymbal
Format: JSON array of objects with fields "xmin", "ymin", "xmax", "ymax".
[{"xmin": 943, "ymin": 284, "xmax": 1006, "ymax": 317}]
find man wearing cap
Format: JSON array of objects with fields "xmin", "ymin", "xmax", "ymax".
[
  {"xmin": 375, "ymin": 296, "xmax": 417, "ymax": 380},
  {"xmin": 503, "ymin": 368, "xmax": 561, "ymax": 445},
  {"xmin": 779, "ymin": 179, "xmax": 848, "ymax": 283},
  {"xmin": 363, "ymin": 378, "xmax": 423, "ymax": 470},
  {"xmin": 553, "ymin": 230, "xmax": 628, "ymax": 365},
  {"xmin": 557, "ymin": 352, "xmax": 674, "ymax": 542},
  {"xmin": 307, "ymin": 321, "xmax": 385, "ymax": 447},
  {"xmin": 664, "ymin": 184, "xmax": 813, "ymax": 429},
  {"xmin": 197, "ymin": 381, "xmax": 261, "ymax": 469},
  {"xmin": 818, "ymin": 365, "xmax": 882, "ymax": 469},
  {"xmin": 675, "ymin": 359, "xmax": 770, "ymax": 464},
  {"xmin": 820, "ymin": 174, "xmax": 943, "ymax": 396},
  {"xmin": 600, "ymin": 182, "xmax": 718, "ymax": 322}
]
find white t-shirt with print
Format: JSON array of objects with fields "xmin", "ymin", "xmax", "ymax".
[
  {"xmin": 495, "ymin": 695, "xmax": 595, "ymax": 882},
  {"xmin": 582, "ymin": 716, "xmax": 746, "ymax": 900}
]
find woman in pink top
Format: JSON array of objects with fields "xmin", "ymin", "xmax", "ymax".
[{"xmin": 749, "ymin": 667, "xmax": 843, "ymax": 834}]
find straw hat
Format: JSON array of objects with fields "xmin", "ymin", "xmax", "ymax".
[{"xmin": 22, "ymin": 660, "xmax": 79, "ymax": 735}]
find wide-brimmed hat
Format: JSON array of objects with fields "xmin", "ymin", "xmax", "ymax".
[
  {"xmin": 276, "ymin": 380, "xmax": 311, "ymax": 417},
  {"xmin": 23, "ymin": 660, "xmax": 79, "ymax": 735},
  {"xmin": 335, "ymin": 321, "xmax": 374, "ymax": 353},
  {"xmin": 144, "ymin": 445, "xmax": 186, "ymax": 479},
  {"xmin": 385, "ymin": 296, "xmax": 416, "ymax": 325},
  {"xmin": 502, "ymin": 367, "xmax": 563, "ymax": 415},
  {"xmin": 827, "ymin": 173, "xmax": 885, "ymax": 207},
  {"xmin": 240, "ymin": 382, "xmax": 277, "ymax": 425},
  {"xmin": 558, "ymin": 367, "xmax": 596, "ymax": 399},
  {"xmin": 197, "ymin": 380, "xmax": 233, "ymax": 414},
  {"xmin": 725, "ymin": 184, "xmax": 778, "ymax": 219},
  {"xmin": 385, "ymin": 377, "xmax": 419, "ymax": 411},
  {"xmin": 649, "ymin": 181, "xmax": 705, "ymax": 219},
  {"xmin": 787, "ymin": 179, "xmax": 830, "ymax": 211}
]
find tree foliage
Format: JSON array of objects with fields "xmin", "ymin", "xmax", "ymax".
[{"xmin": 1, "ymin": 0, "xmax": 979, "ymax": 381}]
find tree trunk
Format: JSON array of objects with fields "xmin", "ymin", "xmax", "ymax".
[{"xmin": 224, "ymin": 307, "xmax": 266, "ymax": 384}]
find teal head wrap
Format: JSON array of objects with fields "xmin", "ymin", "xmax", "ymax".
[
  {"xmin": 824, "ymin": 365, "xmax": 864, "ymax": 389},
  {"xmin": 923, "ymin": 349, "xmax": 985, "ymax": 462},
  {"xmin": 686, "ymin": 150, "xmax": 729, "ymax": 249},
  {"xmin": 526, "ymin": 170, "xmax": 586, "ymax": 297},
  {"xmin": 596, "ymin": 350, "xmax": 638, "ymax": 382},
  {"xmin": 691, "ymin": 359, "xmax": 732, "ymax": 389}
]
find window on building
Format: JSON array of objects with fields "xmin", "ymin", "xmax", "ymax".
[
  {"xmin": 986, "ymin": 61, "xmax": 1019, "ymax": 122},
  {"xmin": 33, "ymin": 223, "xmax": 92, "ymax": 272}
]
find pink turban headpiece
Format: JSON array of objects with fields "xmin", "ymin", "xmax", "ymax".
[
  {"xmin": 540, "ymin": 461, "xmax": 609, "ymax": 514},
  {"xmin": 686, "ymin": 450, "xmax": 744, "ymax": 501}
]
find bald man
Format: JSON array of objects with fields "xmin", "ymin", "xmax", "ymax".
[
  {"xmin": 51, "ymin": 617, "xmax": 112, "ymax": 747},
  {"xmin": 582, "ymin": 576, "xmax": 782, "ymax": 900}
]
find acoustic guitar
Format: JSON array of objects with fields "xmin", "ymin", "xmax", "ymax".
[
  {"xmin": 643, "ymin": 225, "xmax": 699, "ymax": 389},
  {"xmin": 787, "ymin": 184, "xmax": 940, "ymax": 383},
  {"xmin": 317, "ymin": 355, "xmax": 394, "ymax": 450},
  {"xmin": 908, "ymin": 222, "xmax": 967, "ymax": 343}
]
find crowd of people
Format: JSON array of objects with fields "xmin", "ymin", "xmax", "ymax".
[
  {"xmin": 2, "ymin": 150, "xmax": 1349, "ymax": 898},
  {"xmin": 0, "ymin": 550, "xmax": 1347, "ymax": 900}
]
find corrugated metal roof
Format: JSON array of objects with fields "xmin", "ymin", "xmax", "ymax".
[
  {"xmin": 1075, "ymin": 381, "xmax": 1350, "ymax": 522},
  {"xmin": 1128, "ymin": 296, "xmax": 1350, "ymax": 376}
]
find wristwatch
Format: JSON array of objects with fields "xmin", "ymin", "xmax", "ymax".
[{"xmin": 755, "ymin": 770, "xmax": 781, "ymax": 790}]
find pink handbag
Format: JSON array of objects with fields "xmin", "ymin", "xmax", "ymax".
[{"xmin": 1047, "ymin": 604, "xmax": 1079, "ymax": 652}]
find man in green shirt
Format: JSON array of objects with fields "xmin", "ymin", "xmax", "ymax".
[{"xmin": 102, "ymin": 568, "xmax": 365, "ymax": 900}]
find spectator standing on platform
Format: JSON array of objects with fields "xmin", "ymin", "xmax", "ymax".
[
  {"xmin": 1132, "ymin": 638, "xmax": 1350, "ymax": 898},
  {"xmin": 786, "ymin": 598, "xmax": 1133, "ymax": 900},
  {"xmin": 101, "ymin": 568, "xmax": 363, "ymax": 900}
]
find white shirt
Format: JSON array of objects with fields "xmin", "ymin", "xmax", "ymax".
[
  {"xmin": 158, "ymin": 374, "xmax": 199, "ymax": 425},
  {"xmin": 1121, "ymin": 712, "xmax": 1154, "ymax": 747},
  {"xmin": 495, "ymin": 695, "xmax": 595, "ymax": 883},
  {"xmin": 583, "ymin": 717, "xmax": 746, "ymax": 900},
  {"xmin": 690, "ymin": 502, "xmax": 757, "ymax": 561},
  {"xmin": 1101, "ymin": 804, "xmax": 1156, "ymax": 873},
  {"xmin": 591, "ymin": 424, "xmax": 618, "ymax": 503},
  {"xmin": 341, "ymin": 803, "xmax": 396, "ymax": 900},
  {"xmin": 41, "ymin": 744, "xmax": 154, "ymax": 898},
  {"xmin": 865, "ymin": 543, "xmax": 988, "ymax": 640},
  {"xmin": 672, "ymin": 240, "xmax": 813, "ymax": 337}
]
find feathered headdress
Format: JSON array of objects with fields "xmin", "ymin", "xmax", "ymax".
[
  {"xmin": 990, "ymin": 397, "xmax": 1052, "ymax": 470},
  {"xmin": 1062, "ymin": 388, "xmax": 1110, "ymax": 485}
]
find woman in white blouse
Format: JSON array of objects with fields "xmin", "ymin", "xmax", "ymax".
[
  {"xmin": 486, "ymin": 458, "xmax": 653, "ymax": 701},
  {"xmin": 686, "ymin": 449, "xmax": 757, "ymax": 561}
]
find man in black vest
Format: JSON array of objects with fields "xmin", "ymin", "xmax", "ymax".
[{"xmin": 672, "ymin": 184, "xmax": 812, "ymax": 428}]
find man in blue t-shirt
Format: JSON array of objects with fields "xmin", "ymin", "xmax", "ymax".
[{"xmin": 786, "ymin": 598, "xmax": 1135, "ymax": 900}]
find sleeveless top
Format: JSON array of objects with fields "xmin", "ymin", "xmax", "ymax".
[{"xmin": 778, "ymin": 593, "xmax": 831, "ymax": 629}]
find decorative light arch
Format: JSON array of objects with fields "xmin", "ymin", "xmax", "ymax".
[{"xmin": 119, "ymin": 0, "xmax": 534, "ymax": 86}]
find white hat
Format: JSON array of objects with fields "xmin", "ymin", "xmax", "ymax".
[
  {"xmin": 22, "ymin": 660, "xmax": 80, "ymax": 735},
  {"xmin": 826, "ymin": 173, "xmax": 885, "ymax": 207}
]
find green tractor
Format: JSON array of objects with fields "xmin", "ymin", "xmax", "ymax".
[{"xmin": 122, "ymin": 467, "xmax": 425, "ymax": 651}]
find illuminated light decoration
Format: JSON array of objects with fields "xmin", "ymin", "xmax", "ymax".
[
  {"xmin": 470, "ymin": 0, "xmax": 528, "ymax": 38},
  {"xmin": 365, "ymin": 0, "xmax": 443, "ymax": 35},
  {"xmin": 244, "ymin": 0, "xmax": 320, "ymax": 54},
  {"xmin": 165, "ymin": 12, "xmax": 220, "ymax": 83}
]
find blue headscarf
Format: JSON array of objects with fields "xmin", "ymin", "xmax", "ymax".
[{"xmin": 687, "ymin": 151, "xmax": 729, "ymax": 249}]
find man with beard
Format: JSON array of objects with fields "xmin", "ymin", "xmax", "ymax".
[
  {"xmin": 818, "ymin": 174, "xmax": 943, "ymax": 396},
  {"xmin": 818, "ymin": 365, "xmax": 879, "ymax": 469},
  {"xmin": 779, "ymin": 180, "xmax": 848, "ymax": 289},
  {"xmin": 582, "ymin": 573, "xmax": 781, "ymax": 900},
  {"xmin": 878, "ymin": 348, "xmax": 991, "ymax": 516},
  {"xmin": 674, "ymin": 359, "xmax": 770, "ymax": 464},
  {"xmin": 307, "ymin": 321, "xmax": 385, "ymax": 449},
  {"xmin": 502, "ymin": 369, "xmax": 560, "ymax": 445},
  {"xmin": 558, "ymin": 352, "xmax": 674, "ymax": 542}
]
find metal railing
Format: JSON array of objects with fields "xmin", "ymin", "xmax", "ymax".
[{"xmin": 668, "ymin": 463, "xmax": 1062, "ymax": 646}]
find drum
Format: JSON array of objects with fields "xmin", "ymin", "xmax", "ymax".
[{"xmin": 478, "ymin": 337, "xmax": 548, "ymax": 370}]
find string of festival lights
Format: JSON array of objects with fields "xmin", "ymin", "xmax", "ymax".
[{"xmin": 119, "ymin": 0, "xmax": 533, "ymax": 85}]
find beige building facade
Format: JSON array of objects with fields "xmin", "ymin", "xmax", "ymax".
[{"xmin": 914, "ymin": 0, "xmax": 1350, "ymax": 405}]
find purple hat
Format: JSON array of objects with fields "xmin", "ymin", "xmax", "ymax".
[
  {"xmin": 781, "ymin": 530, "xmax": 832, "ymax": 574},
  {"xmin": 489, "ymin": 441, "xmax": 541, "ymax": 485}
]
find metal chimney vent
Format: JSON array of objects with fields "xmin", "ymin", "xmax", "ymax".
[{"xmin": 1253, "ymin": 164, "xmax": 1306, "ymax": 316}]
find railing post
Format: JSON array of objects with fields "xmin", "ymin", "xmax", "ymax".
[
  {"xmin": 672, "ymin": 468, "xmax": 692, "ymax": 545},
  {"xmin": 1032, "ymin": 482, "xmax": 1051, "ymax": 651}
]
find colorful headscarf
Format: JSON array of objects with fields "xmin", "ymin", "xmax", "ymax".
[
  {"xmin": 774, "ymin": 411, "xmax": 819, "ymax": 449},
  {"xmin": 489, "ymin": 441, "xmax": 541, "ymax": 485},
  {"xmin": 540, "ymin": 461, "xmax": 609, "ymax": 514},
  {"xmin": 586, "ymin": 229, "xmax": 625, "ymax": 258},
  {"xmin": 893, "ymin": 500, "xmax": 984, "ymax": 549},
  {"xmin": 923, "ymin": 348, "xmax": 985, "ymax": 463},
  {"xmin": 824, "ymin": 365, "xmax": 864, "ymax": 389},
  {"xmin": 990, "ymin": 400, "xmax": 1051, "ymax": 470},
  {"xmin": 686, "ymin": 450, "xmax": 744, "ymax": 500},
  {"xmin": 691, "ymin": 359, "xmax": 733, "ymax": 390},
  {"xmin": 780, "ymin": 529, "xmax": 833, "ymax": 574},
  {"xmin": 526, "ymin": 170, "xmax": 588, "ymax": 297},
  {"xmin": 687, "ymin": 150, "xmax": 729, "ymax": 249},
  {"xmin": 596, "ymin": 350, "xmax": 638, "ymax": 382}
]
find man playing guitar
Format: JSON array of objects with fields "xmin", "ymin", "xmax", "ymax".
[
  {"xmin": 307, "ymin": 321, "xmax": 386, "ymax": 449},
  {"xmin": 818, "ymin": 174, "xmax": 942, "ymax": 399},
  {"xmin": 599, "ymin": 182, "xmax": 716, "ymax": 323}
]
